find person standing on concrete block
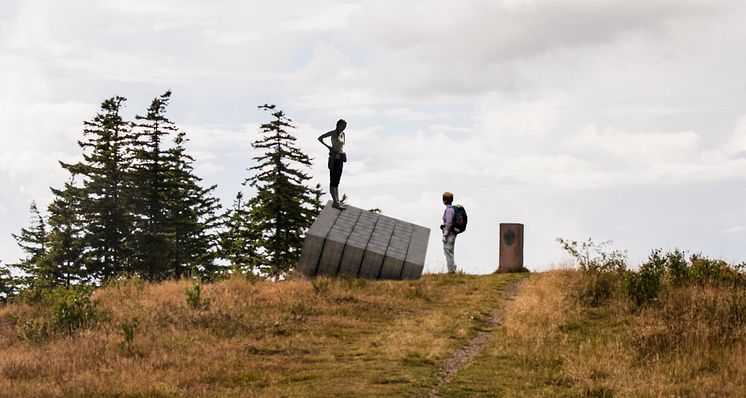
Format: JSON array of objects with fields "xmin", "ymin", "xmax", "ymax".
[
  {"xmin": 318, "ymin": 119, "xmax": 347, "ymax": 210},
  {"xmin": 440, "ymin": 192, "xmax": 457, "ymax": 273}
]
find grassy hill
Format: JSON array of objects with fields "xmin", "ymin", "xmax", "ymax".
[{"xmin": 1, "ymin": 267, "xmax": 745, "ymax": 397}]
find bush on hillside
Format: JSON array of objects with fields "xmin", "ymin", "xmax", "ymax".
[
  {"xmin": 558, "ymin": 238, "xmax": 628, "ymax": 306},
  {"xmin": 556, "ymin": 238, "xmax": 627, "ymax": 274},
  {"xmin": 12, "ymin": 284, "xmax": 108, "ymax": 341},
  {"xmin": 622, "ymin": 249, "xmax": 666, "ymax": 305}
]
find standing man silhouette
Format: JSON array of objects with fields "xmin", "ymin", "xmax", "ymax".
[{"xmin": 318, "ymin": 119, "xmax": 347, "ymax": 210}]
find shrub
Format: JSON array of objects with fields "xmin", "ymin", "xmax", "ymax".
[
  {"xmin": 690, "ymin": 255, "xmax": 742, "ymax": 287},
  {"xmin": 14, "ymin": 284, "xmax": 108, "ymax": 341},
  {"xmin": 558, "ymin": 238, "xmax": 628, "ymax": 306},
  {"xmin": 623, "ymin": 250, "xmax": 665, "ymax": 305},
  {"xmin": 556, "ymin": 238, "xmax": 627, "ymax": 273},
  {"xmin": 664, "ymin": 249, "xmax": 690, "ymax": 286}
]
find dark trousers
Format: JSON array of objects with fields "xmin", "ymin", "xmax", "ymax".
[{"xmin": 330, "ymin": 157, "xmax": 343, "ymax": 187}]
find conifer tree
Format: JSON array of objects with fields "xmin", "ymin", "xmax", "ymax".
[
  {"xmin": 162, "ymin": 131, "xmax": 222, "ymax": 278},
  {"xmin": 44, "ymin": 178, "xmax": 87, "ymax": 286},
  {"xmin": 62, "ymin": 96, "xmax": 133, "ymax": 280},
  {"xmin": 219, "ymin": 192, "xmax": 262, "ymax": 273},
  {"xmin": 10, "ymin": 202, "xmax": 49, "ymax": 287},
  {"xmin": 243, "ymin": 105, "xmax": 321, "ymax": 279},
  {"xmin": 0, "ymin": 260, "xmax": 15, "ymax": 302},
  {"xmin": 130, "ymin": 91, "xmax": 222, "ymax": 279}
]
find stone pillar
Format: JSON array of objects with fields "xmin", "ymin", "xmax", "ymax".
[{"xmin": 498, "ymin": 223, "xmax": 524, "ymax": 273}]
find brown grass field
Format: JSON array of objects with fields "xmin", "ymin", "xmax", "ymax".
[
  {"xmin": 2, "ymin": 268, "xmax": 746, "ymax": 397},
  {"xmin": 0, "ymin": 272, "xmax": 523, "ymax": 397}
]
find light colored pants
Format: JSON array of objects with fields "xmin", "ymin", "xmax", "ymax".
[{"xmin": 443, "ymin": 235, "xmax": 456, "ymax": 273}]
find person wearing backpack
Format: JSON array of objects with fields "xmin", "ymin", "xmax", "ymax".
[
  {"xmin": 440, "ymin": 192, "xmax": 457, "ymax": 273},
  {"xmin": 440, "ymin": 192, "xmax": 468, "ymax": 274}
]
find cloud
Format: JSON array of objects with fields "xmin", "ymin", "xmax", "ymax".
[
  {"xmin": 726, "ymin": 116, "xmax": 746, "ymax": 156},
  {"xmin": 350, "ymin": 0, "xmax": 718, "ymax": 62},
  {"xmin": 202, "ymin": 30, "xmax": 261, "ymax": 46},
  {"xmin": 288, "ymin": 41, "xmax": 358, "ymax": 89},
  {"xmin": 279, "ymin": 3, "xmax": 361, "ymax": 31}
]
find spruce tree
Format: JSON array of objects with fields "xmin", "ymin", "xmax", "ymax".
[
  {"xmin": 0, "ymin": 260, "xmax": 16, "ymax": 302},
  {"xmin": 243, "ymin": 105, "xmax": 321, "ymax": 279},
  {"xmin": 44, "ymin": 178, "xmax": 87, "ymax": 286},
  {"xmin": 130, "ymin": 91, "xmax": 222, "ymax": 279},
  {"xmin": 10, "ymin": 202, "xmax": 49, "ymax": 287},
  {"xmin": 162, "ymin": 131, "xmax": 222, "ymax": 278},
  {"xmin": 129, "ymin": 91, "xmax": 176, "ymax": 277},
  {"xmin": 12, "ymin": 191, "xmax": 85, "ymax": 289},
  {"xmin": 61, "ymin": 96, "xmax": 133, "ymax": 280},
  {"xmin": 219, "ymin": 192, "xmax": 262, "ymax": 274}
]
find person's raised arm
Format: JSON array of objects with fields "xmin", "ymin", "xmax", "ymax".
[{"xmin": 318, "ymin": 130, "xmax": 336, "ymax": 153}]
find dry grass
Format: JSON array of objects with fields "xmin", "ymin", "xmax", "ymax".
[
  {"xmin": 444, "ymin": 269, "xmax": 746, "ymax": 397},
  {"xmin": 0, "ymin": 272, "xmax": 523, "ymax": 397},
  {"xmin": 9, "ymin": 268, "xmax": 741, "ymax": 397}
]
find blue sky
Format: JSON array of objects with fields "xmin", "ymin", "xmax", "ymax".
[{"xmin": 1, "ymin": 0, "xmax": 745, "ymax": 273}]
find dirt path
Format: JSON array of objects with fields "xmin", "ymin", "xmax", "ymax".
[{"xmin": 426, "ymin": 279, "xmax": 525, "ymax": 398}]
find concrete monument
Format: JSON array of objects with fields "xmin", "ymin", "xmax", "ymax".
[{"xmin": 297, "ymin": 201, "xmax": 431, "ymax": 280}]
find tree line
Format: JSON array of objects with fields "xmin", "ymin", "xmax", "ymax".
[{"xmin": 0, "ymin": 93, "xmax": 321, "ymax": 300}]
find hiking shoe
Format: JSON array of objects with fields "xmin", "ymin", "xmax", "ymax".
[{"xmin": 332, "ymin": 202, "xmax": 346, "ymax": 210}]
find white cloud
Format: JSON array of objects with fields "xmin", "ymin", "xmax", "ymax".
[
  {"xmin": 288, "ymin": 41, "xmax": 357, "ymax": 88},
  {"xmin": 279, "ymin": 3, "xmax": 361, "ymax": 31},
  {"xmin": 726, "ymin": 116, "xmax": 746, "ymax": 156},
  {"xmin": 202, "ymin": 29, "xmax": 261, "ymax": 46}
]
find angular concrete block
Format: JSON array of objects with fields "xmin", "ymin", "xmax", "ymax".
[
  {"xmin": 296, "ymin": 201, "xmax": 341, "ymax": 277},
  {"xmin": 401, "ymin": 225, "xmax": 430, "ymax": 280},
  {"xmin": 338, "ymin": 211, "xmax": 378, "ymax": 278},
  {"xmin": 316, "ymin": 207, "xmax": 362, "ymax": 276},
  {"xmin": 298, "ymin": 202, "xmax": 431, "ymax": 280},
  {"xmin": 379, "ymin": 221, "xmax": 414, "ymax": 280},
  {"xmin": 359, "ymin": 217, "xmax": 396, "ymax": 279}
]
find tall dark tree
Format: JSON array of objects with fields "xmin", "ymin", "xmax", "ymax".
[
  {"xmin": 243, "ymin": 105, "xmax": 321, "ymax": 279},
  {"xmin": 130, "ymin": 91, "xmax": 222, "ymax": 279},
  {"xmin": 62, "ymin": 96, "xmax": 133, "ymax": 280},
  {"xmin": 129, "ymin": 91, "xmax": 177, "ymax": 276},
  {"xmin": 0, "ymin": 260, "xmax": 16, "ymax": 302},
  {"xmin": 44, "ymin": 178, "xmax": 87, "ymax": 286},
  {"xmin": 10, "ymin": 202, "xmax": 49, "ymax": 287},
  {"xmin": 219, "ymin": 192, "xmax": 262, "ymax": 273},
  {"xmin": 162, "ymin": 131, "xmax": 222, "ymax": 278}
]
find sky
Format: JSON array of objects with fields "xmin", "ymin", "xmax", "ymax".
[{"xmin": 1, "ymin": 0, "xmax": 745, "ymax": 274}]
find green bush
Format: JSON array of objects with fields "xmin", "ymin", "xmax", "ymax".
[
  {"xmin": 623, "ymin": 251, "xmax": 665, "ymax": 306},
  {"xmin": 690, "ymin": 255, "xmax": 742, "ymax": 287},
  {"xmin": 14, "ymin": 285, "xmax": 108, "ymax": 341},
  {"xmin": 664, "ymin": 249, "xmax": 690, "ymax": 286}
]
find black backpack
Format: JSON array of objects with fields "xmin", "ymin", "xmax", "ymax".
[{"xmin": 452, "ymin": 204, "xmax": 467, "ymax": 234}]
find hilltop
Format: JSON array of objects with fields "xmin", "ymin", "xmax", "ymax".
[{"xmin": 1, "ymin": 265, "xmax": 746, "ymax": 397}]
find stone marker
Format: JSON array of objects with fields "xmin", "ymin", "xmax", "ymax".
[
  {"xmin": 297, "ymin": 201, "xmax": 431, "ymax": 280},
  {"xmin": 498, "ymin": 223, "xmax": 524, "ymax": 273}
]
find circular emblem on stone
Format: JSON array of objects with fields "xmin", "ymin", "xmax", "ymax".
[{"xmin": 504, "ymin": 229, "xmax": 515, "ymax": 246}]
